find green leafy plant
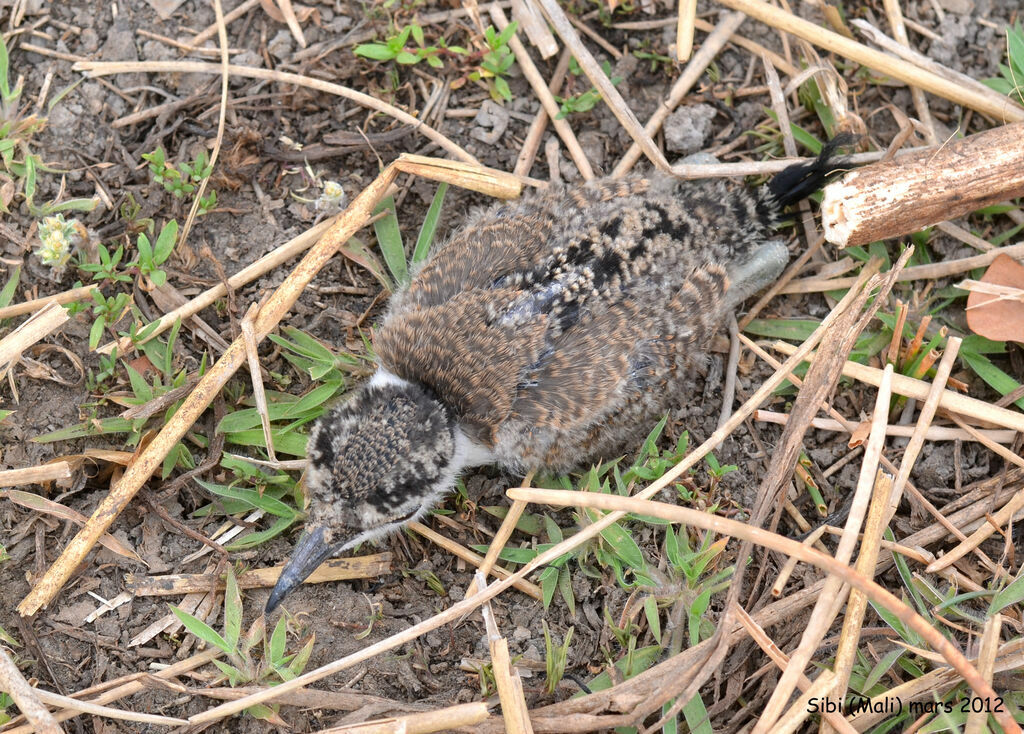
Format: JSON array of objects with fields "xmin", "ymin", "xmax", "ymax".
[
  {"xmin": 0, "ymin": 264, "xmax": 19, "ymax": 317},
  {"xmin": 0, "ymin": 36, "xmax": 95, "ymax": 217},
  {"xmin": 170, "ymin": 567, "xmax": 314, "ymax": 720},
  {"xmin": 468, "ymin": 23, "xmax": 518, "ymax": 102},
  {"xmin": 984, "ymin": 23, "xmax": 1024, "ymax": 105},
  {"xmin": 195, "ymin": 469, "xmax": 302, "ymax": 548},
  {"xmin": 87, "ymin": 290, "xmax": 131, "ymax": 350},
  {"xmin": 354, "ymin": 24, "xmax": 464, "ymax": 68},
  {"xmin": 555, "ymin": 59, "xmax": 622, "ymax": 119},
  {"xmin": 633, "ymin": 47, "xmax": 674, "ymax": 74},
  {"xmin": 130, "ymin": 219, "xmax": 178, "ymax": 287},
  {"xmin": 77, "ymin": 242, "xmax": 131, "ymax": 284},
  {"xmin": 142, "ymin": 147, "xmax": 217, "ymax": 214}
]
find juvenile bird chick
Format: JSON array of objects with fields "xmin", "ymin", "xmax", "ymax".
[{"xmin": 266, "ymin": 142, "xmax": 849, "ymax": 612}]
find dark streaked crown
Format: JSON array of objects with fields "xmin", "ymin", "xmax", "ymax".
[{"xmin": 304, "ymin": 377, "xmax": 456, "ymax": 548}]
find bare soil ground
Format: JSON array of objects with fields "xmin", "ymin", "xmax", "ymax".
[{"xmin": 1, "ymin": 0, "xmax": 1023, "ymax": 732}]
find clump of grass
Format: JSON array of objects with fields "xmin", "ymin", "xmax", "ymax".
[{"xmin": 170, "ymin": 567, "xmax": 314, "ymax": 721}]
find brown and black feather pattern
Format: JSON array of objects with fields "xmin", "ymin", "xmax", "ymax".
[
  {"xmin": 266, "ymin": 143, "xmax": 852, "ymax": 612},
  {"xmin": 377, "ymin": 173, "xmax": 780, "ymax": 472}
]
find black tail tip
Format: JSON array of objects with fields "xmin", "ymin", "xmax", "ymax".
[{"xmin": 766, "ymin": 133, "xmax": 858, "ymax": 211}]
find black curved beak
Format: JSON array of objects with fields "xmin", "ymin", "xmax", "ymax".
[{"xmin": 265, "ymin": 526, "xmax": 334, "ymax": 614}]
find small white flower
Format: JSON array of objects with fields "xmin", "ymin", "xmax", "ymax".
[
  {"xmin": 34, "ymin": 214, "xmax": 83, "ymax": 274},
  {"xmin": 315, "ymin": 180, "xmax": 347, "ymax": 214}
]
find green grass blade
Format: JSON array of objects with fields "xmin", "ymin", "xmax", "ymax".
[
  {"xmin": 170, "ymin": 605, "xmax": 233, "ymax": 654},
  {"xmin": 412, "ymin": 182, "xmax": 448, "ymax": 265},
  {"xmin": 0, "ymin": 265, "xmax": 19, "ymax": 309},
  {"xmin": 372, "ymin": 195, "xmax": 407, "ymax": 286},
  {"xmin": 960, "ymin": 350, "xmax": 1024, "ymax": 409},
  {"xmin": 195, "ymin": 479, "xmax": 299, "ymax": 518}
]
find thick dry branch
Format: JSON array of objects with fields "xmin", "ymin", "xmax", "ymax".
[{"xmin": 823, "ymin": 123, "xmax": 1024, "ymax": 247}]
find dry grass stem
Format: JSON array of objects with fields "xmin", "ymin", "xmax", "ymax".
[
  {"xmin": 754, "ymin": 365, "xmax": 894, "ymax": 733},
  {"xmin": 274, "ymin": 0, "xmax": 307, "ymax": 47},
  {"xmin": 881, "ymin": 0, "xmax": 938, "ymax": 144},
  {"xmin": 0, "ymin": 644, "xmax": 62, "ymax": 734},
  {"xmin": 393, "ymin": 154, "xmax": 526, "ymax": 197},
  {"xmin": 754, "ymin": 411, "xmax": 1018, "ymax": 445},
  {"xmin": 466, "ymin": 471, "xmax": 535, "ymax": 597},
  {"xmin": 948, "ymin": 413, "xmax": 1024, "ymax": 469},
  {"xmin": 852, "ymin": 19, "xmax": 1007, "ymax": 106},
  {"xmin": 490, "ymin": 631, "xmax": 533, "ymax": 733},
  {"xmin": 240, "ymin": 304, "xmax": 276, "ymax": 462},
  {"xmin": 612, "ymin": 11, "xmax": 746, "ymax": 176},
  {"xmin": 965, "ymin": 614, "xmax": 1002, "ymax": 734},
  {"xmin": 775, "ymin": 670, "xmax": 839, "ymax": 734},
  {"xmin": 0, "ymin": 301, "xmax": 69, "ymax": 377},
  {"xmin": 407, "ymin": 521, "xmax": 543, "ymax": 600},
  {"xmin": 715, "ymin": 0, "xmax": 1024, "ymax": 121},
  {"xmin": 885, "ymin": 336, "xmax": 963, "ymax": 517},
  {"xmin": 0, "ymin": 461, "xmax": 72, "ymax": 487},
  {"xmin": 849, "ymin": 668, "xmax": 962, "ymax": 730},
  {"xmin": 1, "ymin": 488, "xmax": 143, "ymax": 562},
  {"xmin": 490, "ymin": 6, "xmax": 595, "ymax": 180},
  {"xmin": 72, "ymin": 60, "xmax": 477, "ymax": 163},
  {"xmin": 826, "ymin": 470, "xmax": 896, "ymax": 734},
  {"xmin": 960, "ymin": 279, "xmax": 1024, "ymax": 306},
  {"xmin": 505, "ymin": 487, "xmax": 1017, "ymax": 732},
  {"xmin": 925, "ymin": 488, "xmax": 1024, "ymax": 573},
  {"xmin": 0, "ymin": 284, "xmax": 97, "ymax": 321},
  {"xmin": 936, "ymin": 221, "xmax": 995, "ymax": 253},
  {"xmin": 177, "ymin": 0, "xmax": 229, "ymax": 251},
  {"xmin": 887, "ymin": 299, "xmax": 909, "ymax": 363},
  {"xmin": 29, "ymin": 687, "xmax": 188, "ymax": 726},
  {"xmin": 0, "ymin": 648, "xmax": 223, "ymax": 734},
  {"xmin": 17, "ymin": 164, "xmax": 401, "ymax": 616},
  {"xmin": 99, "ymin": 218, "xmax": 334, "ymax": 354},
  {"xmin": 514, "ymin": 48, "xmax": 572, "ymax": 177},
  {"xmin": 189, "ymin": 0, "xmax": 259, "ymax": 45},
  {"xmin": 675, "ymin": 0, "xmax": 698, "ymax": 60},
  {"xmin": 314, "ymin": 702, "xmax": 490, "ymax": 733},
  {"xmin": 772, "ymin": 524, "xmax": 827, "ymax": 594},
  {"xmin": 533, "ymin": 0, "xmax": 671, "ymax": 171},
  {"xmin": 781, "ymin": 241, "xmax": 1024, "ymax": 292},
  {"xmin": 512, "ymin": 0, "xmax": 558, "ymax": 58},
  {"xmin": 125, "ymin": 554, "xmax": 392, "ymax": 596},
  {"xmin": 770, "ymin": 340, "xmax": 1024, "ymax": 432},
  {"xmin": 734, "ymin": 606, "xmax": 858, "ymax": 734},
  {"xmin": 742, "ymin": 334, "xmax": 997, "ymax": 558}
]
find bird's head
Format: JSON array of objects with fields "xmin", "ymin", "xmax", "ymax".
[{"xmin": 266, "ymin": 373, "xmax": 459, "ymax": 612}]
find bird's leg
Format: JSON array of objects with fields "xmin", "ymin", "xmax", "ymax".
[{"xmin": 722, "ymin": 240, "xmax": 789, "ymax": 310}]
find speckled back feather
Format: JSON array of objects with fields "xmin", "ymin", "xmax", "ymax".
[{"xmin": 376, "ymin": 174, "xmax": 784, "ymax": 472}]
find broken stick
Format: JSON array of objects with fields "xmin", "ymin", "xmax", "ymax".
[{"xmin": 822, "ymin": 123, "xmax": 1024, "ymax": 247}]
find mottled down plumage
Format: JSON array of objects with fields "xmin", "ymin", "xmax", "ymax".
[{"xmin": 266, "ymin": 142, "xmax": 850, "ymax": 612}]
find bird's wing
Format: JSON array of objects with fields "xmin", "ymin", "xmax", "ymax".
[
  {"xmin": 375, "ymin": 287, "xmax": 549, "ymax": 446},
  {"xmin": 391, "ymin": 179, "xmax": 657, "ymax": 313}
]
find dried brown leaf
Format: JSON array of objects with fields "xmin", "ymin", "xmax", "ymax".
[{"xmin": 965, "ymin": 254, "xmax": 1024, "ymax": 343}]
